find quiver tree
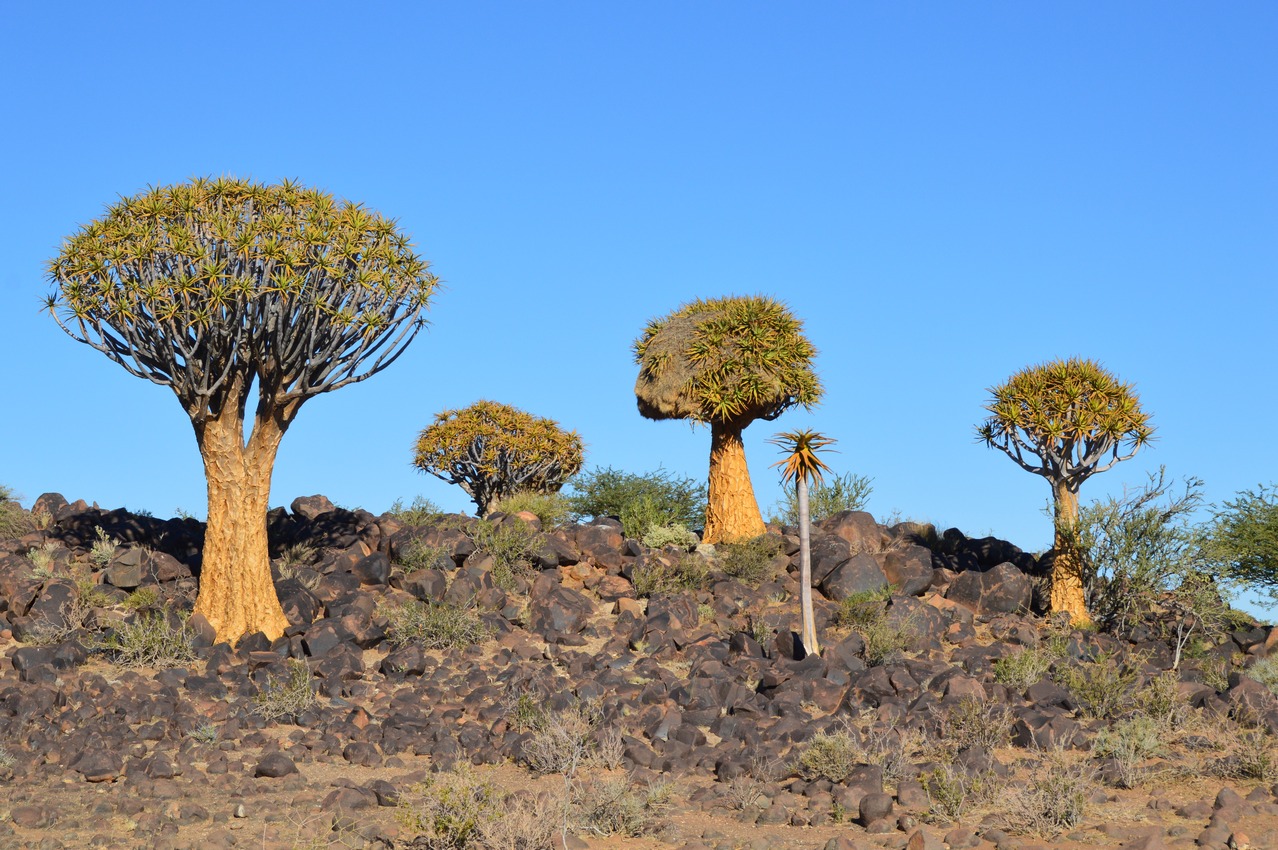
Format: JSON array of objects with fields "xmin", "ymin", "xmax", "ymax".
[
  {"xmin": 46, "ymin": 177, "xmax": 438, "ymax": 644},
  {"xmin": 413, "ymin": 400, "xmax": 584, "ymax": 517},
  {"xmin": 977, "ymin": 357, "xmax": 1154, "ymax": 624},
  {"xmin": 770, "ymin": 429, "xmax": 836, "ymax": 657},
  {"xmin": 634, "ymin": 296, "xmax": 821, "ymax": 543}
]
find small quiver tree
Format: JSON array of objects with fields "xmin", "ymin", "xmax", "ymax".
[
  {"xmin": 770, "ymin": 429, "xmax": 836, "ymax": 657},
  {"xmin": 46, "ymin": 178, "xmax": 438, "ymax": 644},
  {"xmin": 634, "ymin": 296, "xmax": 822, "ymax": 544},
  {"xmin": 977, "ymin": 357, "xmax": 1154, "ymax": 624},
  {"xmin": 413, "ymin": 400, "xmax": 584, "ymax": 517}
]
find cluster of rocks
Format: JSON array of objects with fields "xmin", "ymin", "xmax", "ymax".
[{"xmin": 1, "ymin": 493, "xmax": 1278, "ymax": 849}]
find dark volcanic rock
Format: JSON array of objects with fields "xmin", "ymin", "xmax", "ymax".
[
  {"xmin": 946, "ymin": 562, "xmax": 1031, "ymax": 616},
  {"xmin": 881, "ymin": 545, "xmax": 935, "ymax": 596},
  {"xmin": 253, "ymin": 752, "xmax": 298, "ymax": 777},
  {"xmin": 820, "ymin": 553, "xmax": 888, "ymax": 601}
]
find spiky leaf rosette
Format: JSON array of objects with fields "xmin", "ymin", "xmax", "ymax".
[
  {"xmin": 770, "ymin": 429, "xmax": 837, "ymax": 488},
  {"xmin": 977, "ymin": 357, "xmax": 1154, "ymax": 491},
  {"xmin": 633, "ymin": 296, "xmax": 822, "ymax": 425},
  {"xmin": 46, "ymin": 177, "xmax": 438, "ymax": 422},
  {"xmin": 414, "ymin": 400, "xmax": 585, "ymax": 515}
]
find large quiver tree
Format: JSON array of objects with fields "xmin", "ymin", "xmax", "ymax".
[
  {"xmin": 413, "ymin": 400, "xmax": 584, "ymax": 517},
  {"xmin": 634, "ymin": 296, "xmax": 821, "ymax": 543},
  {"xmin": 46, "ymin": 177, "xmax": 438, "ymax": 644},
  {"xmin": 977, "ymin": 357, "xmax": 1154, "ymax": 624}
]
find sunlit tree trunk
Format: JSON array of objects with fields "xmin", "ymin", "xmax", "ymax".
[
  {"xmin": 703, "ymin": 421, "xmax": 766, "ymax": 544},
  {"xmin": 1049, "ymin": 480, "xmax": 1091, "ymax": 626},
  {"xmin": 191, "ymin": 403, "xmax": 291, "ymax": 644},
  {"xmin": 797, "ymin": 475, "xmax": 820, "ymax": 656}
]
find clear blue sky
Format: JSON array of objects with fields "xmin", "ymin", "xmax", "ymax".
[{"xmin": 2, "ymin": 4, "xmax": 1275, "ymax": 583}]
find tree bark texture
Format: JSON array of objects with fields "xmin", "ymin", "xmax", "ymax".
[
  {"xmin": 191, "ymin": 406, "xmax": 290, "ymax": 644},
  {"xmin": 1049, "ymin": 481, "xmax": 1091, "ymax": 626},
  {"xmin": 703, "ymin": 421, "xmax": 766, "ymax": 544},
  {"xmin": 797, "ymin": 476, "xmax": 820, "ymax": 657}
]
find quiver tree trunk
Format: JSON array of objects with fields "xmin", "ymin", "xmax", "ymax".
[
  {"xmin": 797, "ymin": 475, "xmax": 820, "ymax": 656},
  {"xmin": 192, "ymin": 405, "xmax": 291, "ymax": 644},
  {"xmin": 1049, "ymin": 481, "xmax": 1091, "ymax": 626},
  {"xmin": 703, "ymin": 421, "xmax": 766, "ymax": 544}
]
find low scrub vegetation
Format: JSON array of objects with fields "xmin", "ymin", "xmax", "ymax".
[
  {"xmin": 383, "ymin": 599, "xmax": 493, "ymax": 649},
  {"xmin": 568, "ymin": 466, "xmax": 707, "ymax": 539}
]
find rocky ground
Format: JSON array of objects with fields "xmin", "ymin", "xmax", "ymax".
[{"xmin": 2, "ymin": 494, "xmax": 1278, "ymax": 850}]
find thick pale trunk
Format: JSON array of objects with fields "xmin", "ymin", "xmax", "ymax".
[
  {"xmin": 797, "ymin": 477, "xmax": 820, "ymax": 657},
  {"xmin": 1049, "ymin": 481, "xmax": 1091, "ymax": 626},
  {"xmin": 192, "ymin": 407, "xmax": 290, "ymax": 645},
  {"xmin": 703, "ymin": 421, "xmax": 766, "ymax": 544}
]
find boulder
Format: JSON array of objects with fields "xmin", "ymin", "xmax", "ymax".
[
  {"xmin": 823, "ymin": 511, "xmax": 881, "ymax": 552},
  {"xmin": 945, "ymin": 562, "xmax": 1031, "ymax": 616},
  {"xmin": 880, "ymin": 545, "xmax": 935, "ymax": 596},
  {"xmin": 290, "ymin": 494, "xmax": 336, "ymax": 521},
  {"xmin": 820, "ymin": 553, "xmax": 888, "ymax": 601}
]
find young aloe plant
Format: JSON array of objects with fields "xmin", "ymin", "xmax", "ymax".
[
  {"xmin": 770, "ymin": 429, "xmax": 836, "ymax": 657},
  {"xmin": 977, "ymin": 358, "xmax": 1154, "ymax": 624}
]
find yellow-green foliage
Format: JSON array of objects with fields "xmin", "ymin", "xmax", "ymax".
[
  {"xmin": 977, "ymin": 358, "xmax": 1153, "ymax": 475},
  {"xmin": 414, "ymin": 400, "xmax": 584, "ymax": 517},
  {"xmin": 47, "ymin": 178, "xmax": 436, "ymax": 333},
  {"xmin": 46, "ymin": 179, "xmax": 437, "ymax": 406},
  {"xmin": 633, "ymin": 296, "xmax": 822, "ymax": 425}
]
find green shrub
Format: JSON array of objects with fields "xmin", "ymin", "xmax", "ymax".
[
  {"xmin": 1246, "ymin": 655, "xmax": 1278, "ymax": 697},
  {"xmin": 470, "ymin": 518, "xmax": 542, "ymax": 590},
  {"xmin": 1053, "ymin": 648, "xmax": 1141, "ymax": 719},
  {"xmin": 397, "ymin": 764, "xmax": 504, "ymax": 849},
  {"xmin": 398, "ymin": 763, "xmax": 564, "ymax": 850},
  {"xmin": 833, "ymin": 586, "xmax": 891, "ymax": 629},
  {"xmin": 494, "ymin": 491, "xmax": 572, "ymax": 528},
  {"xmin": 796, "ymin": 727, "xmax": 862, "ymax": 783},
  {"xmin": 0, "ymin": 485, "xmax": 30, "ymax": 540},
  {"xmin": 387, "ymin": 495, "xmax": 446, "ymax": 526},
  {"xmin": 573, "ymin": 778, "xmax": 670, "ymax": 838},
  {"xmin": 716, "ymin": 535, "xmax": 783, "ymax": 586},
  {"xmin": 1002, "ymin": 751, "xmax": 1095, "ymax": 836},
  {"xmin": 384, "ymin": 600, "xmax": 493, "ymax": 649},
  {"xmin": 396, "ymin": 538, "xmax": 455, "ymax": 574},
  {"xmin": 769, "ymin": 471, "xmax": 873, "ymax": 526},
  {"xmin": 253, "ymin": 658, "xmax": 316, "ymax": 722},
  {"xmin": 941, "ymin": 697, "xmax": 1015, "ymax": 752},
  {"xmin": 1230, "ymin": 728, "xmax": 1278, "ymax": 782},
  {"xmin": 640, "ymin": 522, "xmax": 699, "ymax": 550},
  {"xmin": 631, "ymin": 555, "xmax": 710, "ymax": 597},
  {"xmin": 1204, "ymin": 482, "xmax": 1278, "ymax": 603},
  {"xmin": 924, "ymin": 764, "xmax": 998, "ymax": 821},
  {"xmin": 102, "ymin": 611, "xmax": 199, "ymax": 668},
  {"xmin": 833, "ymin": 589, "xmax": 911, "ymax": 666},
  {"xmin": 414, "ymin": 400, "xmax": 584, "ymax": 518},
  {"xmin": 1135, "ymin": 669, "xmax": 1190, "ymax": 727},
  {"xmin": 1079, "ymin": 467, "xmax": 1237, "ymax": 663},
  {"xmin": 26, "ymin": 542, "xmax": 60, "ymax": 580},
  {"xmin": 568, "ymin": 466, "xmax": 707, "ymax": 538},
  {"xmin": 1093, "ymin": 714, "xmax": 1164, "ymax": 788},
  {"xmin": 993, "ymin": 646, "xmax": 1056, "ymax": 692},
  {"xmin": 521, "ymin": 704, "xmax": 599, "ymax": 776},
  {"xmin": 89, "ymin": 526, "xmax": 120, "ymax": 567}
]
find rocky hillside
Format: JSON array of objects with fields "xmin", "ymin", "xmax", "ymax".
[{"xmin": 1, "ymin": 494, "xmax": 1278, "ymax": 850}]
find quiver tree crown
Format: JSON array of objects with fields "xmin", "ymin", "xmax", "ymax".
[
  {"xmin": 976, "ymin": 357, "xmax": 1154, "ymax": 491},
  {"xmin": 46, "ymin": 176, "xmax": 438, "ymax": 423},
  {"xmin": 44, "ymin": 177, "xmax": 439, "ymax": 645},
  {"xmin": 413, "ymin": 400, "xmax": 585, "ymax": 517},
  {"xmin": 633, "ymin": 296, "xmax": 822, "ymax": 426}
]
